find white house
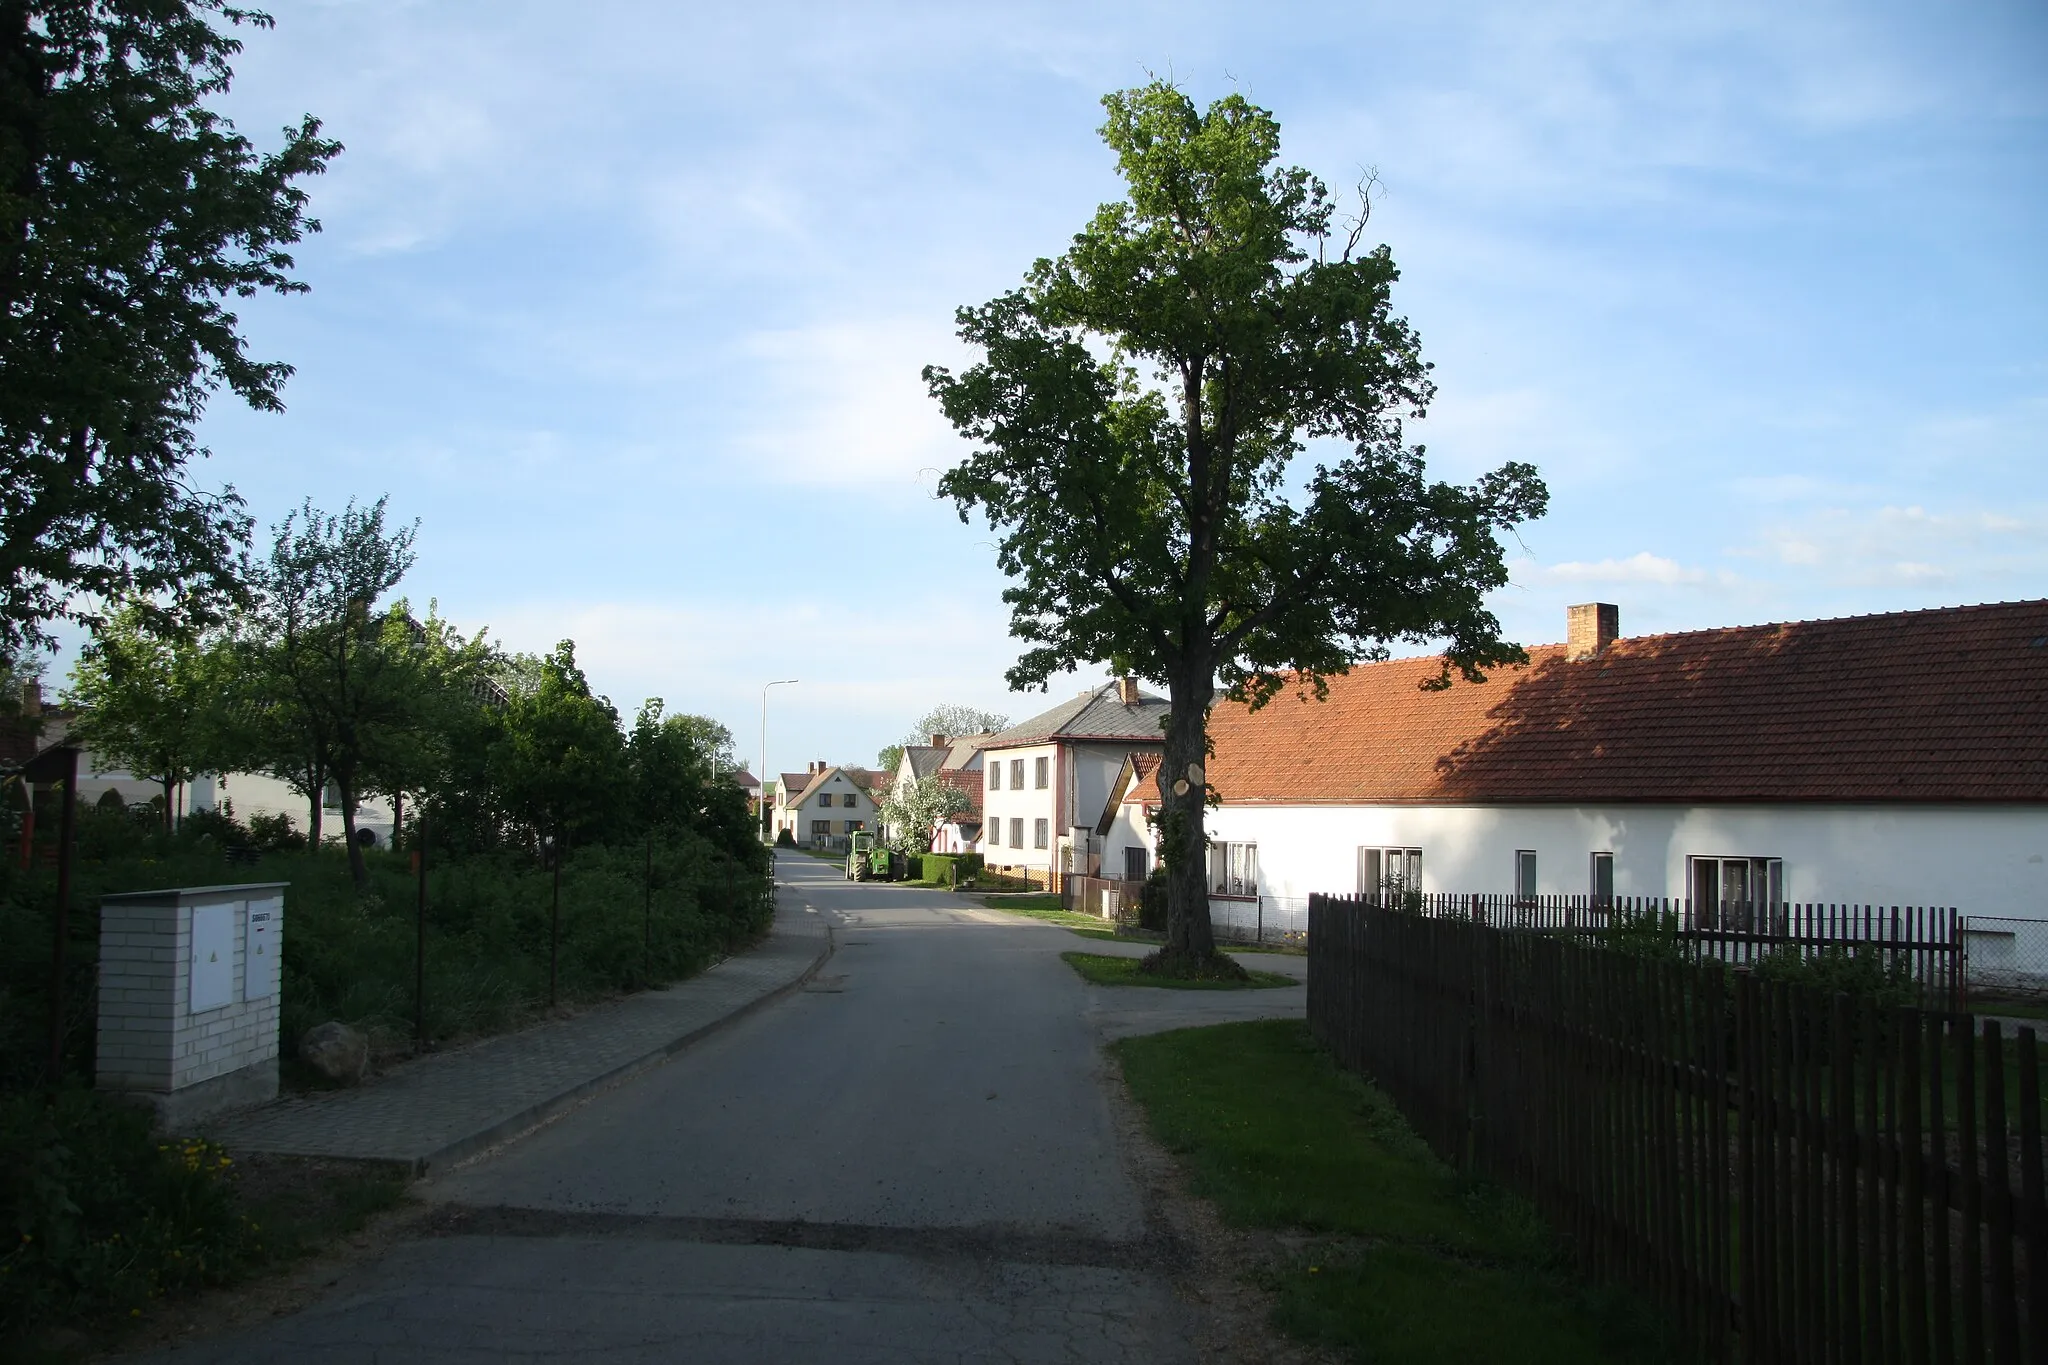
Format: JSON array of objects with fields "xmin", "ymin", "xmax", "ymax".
[
  {"xmin": 885, "ymin": 733, "xmax": 990, "ymax": 853},
  {"xmin": 980, "ymin": 679, "xmax": 1168, "ymax": 887},
  {"xmin": 775, "ymin": 761, "xmax": 886, "ymax": 849},
  {"xmin": 1182, "ymin": 600, "xmax": 2048, "ymax": 942}
]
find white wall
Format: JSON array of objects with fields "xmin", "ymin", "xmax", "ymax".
[
  {"xmin": 1200, "ymin": 802, "xmax": 2048, "ymax": 919},
  {"xmin": 776, "ymin": 769, "xmax": 881, "ymax": 844},
  {"xmin": 214, "ymin": 771, "xmax": 393, "ymax": 845},
  {"xmin": 981, "ymin": 742, "xmax": 1057, "ymax": 869}
]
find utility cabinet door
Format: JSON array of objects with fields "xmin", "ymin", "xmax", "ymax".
[
  {"xmin": 244, "ymin": 897, "xmax": 281, "ymax": 1001},
  {"xmin": 190, "ymin": 902, "xmax": 236, "ymax": 1013}
]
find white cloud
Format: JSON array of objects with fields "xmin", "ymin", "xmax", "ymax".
[
  {"xmin": 1739, "ymin": 504, "xmax": 2048, "ymax": 589},
  {"xmin": 1537, "ymin": 552, "xmax": 1719, "ymax": 586},
  {"xmin": 734, "ymin": 318, "xmax": 974, "ymax": 487}
]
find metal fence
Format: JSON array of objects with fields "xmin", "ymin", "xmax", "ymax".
[
  {"xmin": 1964, "ymin": 916, "xmax": 2048, "ymax": 999},
  {"xmin": 1310, "ymin": 894, "xmax": 2045, "ymax": 1362},
  {"xmin": 1209, "ymin": 894, "xmax": 1309, "ymax": 947}
]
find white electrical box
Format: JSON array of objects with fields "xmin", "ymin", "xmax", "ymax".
[
  {"xmin": 244, "ymin": 896, "xmax": 280, "ymax": 1001},
  {"xmin": 189, "ymin": 901, "xmax": 235, "ymax": 1013}
]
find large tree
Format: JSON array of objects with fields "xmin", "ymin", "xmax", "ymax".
[
  {"xmin": 926, "ymin": 84, "xmax": 1546, "ymax": 972},
  {"xmin": 877, "ymin": 703, "xmax": 1010, "ymax": 772},
  {"xmin": 0, "ymin": 2, "xmax": 339, "ymax": 653}
]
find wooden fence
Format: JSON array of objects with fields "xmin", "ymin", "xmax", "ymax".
[
  {"xmin": 1308, "ymin": 894, "xmax": 2044, "ymax": 1362},
  {"xmin": 1062, "ymin": 874, "xmax": 1139, "ymax": 921},
  {"xmin": 1358, "ymin": 890, "xmax": 1963, "ymax": 1010}
]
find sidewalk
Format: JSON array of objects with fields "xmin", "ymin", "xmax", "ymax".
[{"xmin": 206, "ymin": 891, "xmax": 833, "ymax": 1174}]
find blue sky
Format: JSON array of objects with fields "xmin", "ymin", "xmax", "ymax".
[{"xmin": 91, "ymin": 0, "xmax": 2048, "ymax": 778}]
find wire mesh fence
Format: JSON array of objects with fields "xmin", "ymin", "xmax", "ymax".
[{"xmin": 1965, "ymin": 915, "xmax": 2048, "ymax": 999}]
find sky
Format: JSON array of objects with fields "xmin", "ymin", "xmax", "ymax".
[{"xmin": 76, "ymin": 0, "xmax": 2048, "ymax": 780}]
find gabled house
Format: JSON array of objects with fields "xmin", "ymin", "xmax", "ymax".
[
  {"xmin": 1095, "ymin": 752, "xmax": 1162, "ymax": 884},
  {"xmin": 774, "ymin": 761, "xmax": 887, "ymax": 849},
  {"xmin": 1191, "ymin": 601, "xmax": 2048, "ymax": 937},
  {"xmin": 979, "ymin": 678, "xmax": 1168, "ymax": 887},
  {"xmin": 884, "ymin": 733, "xmax": 991, "ymax": 853}
]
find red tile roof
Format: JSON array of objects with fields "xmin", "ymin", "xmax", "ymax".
[
  {"xmin": 935, "ymin": 768, "xmax": 984, "ymax": 820},
  {"xmin": 1122, "ymin": 753, "xmax": 1162, "ymax": 805},
  {"xmin": 1206, "ymin": 600, "xmax": 2048, "ymax": 806}
]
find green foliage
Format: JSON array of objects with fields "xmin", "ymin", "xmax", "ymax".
[
  {"xmin": 926, "ymin": 81, "xmax": 1545, "ymax": 962},
  {"xmin": 1138, "ymin": 866, "xmax": 1168, "ymax": 932},
  {"xmin": 62, "ymin": 599, "xmax": 232, "ymax": 827},
  {"xmin": 774, "ymin": 826, "xmax": 796, "ymax": 848},
  {"xmin": 1752, "ymin": 944, "xmax": 1918, "ymax": 1009},
  {"xmin": 1116, "ymin": 1021, "xmax": 1675, "ymax": 1363},
  {"xmin": 244, "ymin": 811, "xmax": 302, "ymax": 853},
  {"xmin": 904, "ymin": 705, "xmax": 1008, "ymax": 745},
  {"xmin": 0, "ymin": 1090, "xmax": 254, "ymax": 1336},
  {"xmin": 1600, "ymin": 906, "xmax": 1686, "ymax": 963},
  {"xmin": 0, "ymin": 1, "xmax": 340, "ymax": 653},
  {"xmin": 919, "ymin": 852, "xmax": 981, "ymax": 886},
  {"xmin": 489, "ymin": 640, "xmax": 623, "ymax": 854},
  {"xmin": 875, "ymin": 743, "xmax": 904, "ymax": 774}
]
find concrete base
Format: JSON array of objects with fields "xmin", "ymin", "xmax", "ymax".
[{"xmin": 104, "ymin": 1056, "xmax": 279, "ymax": 1131}]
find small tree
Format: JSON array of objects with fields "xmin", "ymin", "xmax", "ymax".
[
  {"xmin": 63, "ymin": 598, "xmax": 227, "ymax": 829},
  {"xmin": 927, "ymin": 83, "xmax": 1545, "ymax": 973},
  {"xmin": 878, "ymin": 774, "xmax": 972, "ymax": 856}
]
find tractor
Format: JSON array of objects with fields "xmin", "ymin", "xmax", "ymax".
[{"xmin": 845, "ymin": 830, "xmax": 891, "ymax": 881}]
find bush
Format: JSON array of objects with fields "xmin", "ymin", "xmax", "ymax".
[
  {"xmin": 1139, "ymin": 867, "xmax": 1168, "ymax": 933},
  {"xmin": 0, "ymin": 1090, "xmax": 255, "ymax": 1337},
  {"xmin": 246, "ymin": 812, "xmax": 304, "ymax": 853},
  {"xmin": 919, "ymin": 852, "xmax": 982, "ymax": 886},
  {"xmin": 1752, "ymin": 944, "xmax": 1918, "ymax": 1010},
  {"xmin": 774, "ymin": 827, "xmax": 796, "ymax": 848}
]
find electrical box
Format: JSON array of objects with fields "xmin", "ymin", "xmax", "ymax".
[
  {"xmin": 189, "ymin": 901, "xmax": 235, "ymax": 1013},
  {"xmin": 244, "ymin": 896, "xmax": 280, "ymax": 1001}
]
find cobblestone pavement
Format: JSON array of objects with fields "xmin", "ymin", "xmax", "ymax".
[{"xmin": 204, "ymin": 892, "xmax": 833, "ymax": 1172}]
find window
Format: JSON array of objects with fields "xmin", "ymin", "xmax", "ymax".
[
  {"xmin": 1010, "ymin": 817, "xmax": 1024, "ymax": 849},
  {"xmin": 989, "ymin": 763, "xmax": 1001, "ymax": 790},
  {"xmin": 1034, "ymin": 756, "xmax": 1049, "ymax": 789},
  {"xmin": 1514, "ymin": 850, "xmax": 1538, "ymax": 899},
  {"xmin": 1691, "ymin": 856, "xmax": 1784, "ymax": 931},
  {"xmin": 1009, "ymin": 758, "xmax": 1025, "ymax": 789},
  {"xmin": 1123, "ymin": 846, "xmax": 1148, "ymax": 882},
  {"xmin": 1590, "ymin": 852, "xmax": 1615, "ymax": 904},
  {"xmin": 841, "ymin": 792, "xmax": 857, "ymax": 808},
  {"xmin": 811, "ymin": 820, "xmax": 831, "ymax": 838},
  {"xmin": 1355, "ymin": 847, "xmax": 1422, "ymax": 899},
  {"xmin": 1209, "ymin": 841, "xmax": 1259, "ymax": 898},
  {"xmin": 1033, "ymin": 818, "xmax": 1049, "ymax": 849},
  {"xmin": 844, "ymin": 819, "xmax": 864, "ymax": 833}
]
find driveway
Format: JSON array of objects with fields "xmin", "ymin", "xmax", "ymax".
[{"xmin": 140, "ymin": 852, "xmax": 1304, "ymax": 1363}]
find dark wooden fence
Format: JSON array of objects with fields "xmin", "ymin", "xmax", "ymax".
[
  {"xmin": 1357, "ymin": 890, "xmax": 1963, "ymax": 1010},
  {"xmin": 1309, "ymin": 894, "xmax": 2044, "ymax": 1363}
]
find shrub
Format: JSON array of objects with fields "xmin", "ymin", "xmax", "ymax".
[
  {"xmin": 1752, "ymin": 944, "xmax": 1918, "ymax": 1010},
  {"xmin": 919, "ymin": 853, "xmax": 982, "ymax": 886},
  {"xmin": 1139, "ymin": 867, "xmax": 1168, "ymax": 933},
  {"xmin": 774, "ymin": 827, "xmax": 796, "ymax": 848},
  {"xmin": 246, "ymin": 812, "xmax": 304, "ymax": 853},
  {"xmin": 1600, "ymin": 905, "xmax": 1685, "ymax": 962},
  {"xmin": 0, "ymin": 1090, "xmax": 255, "ymax": 1337}
]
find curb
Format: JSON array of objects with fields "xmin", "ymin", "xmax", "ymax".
[{"xmin": 400, "ymin": 912, "xmax": 835, "ymax": 1177}]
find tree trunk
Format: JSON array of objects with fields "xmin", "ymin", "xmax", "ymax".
[
  {"xmin": 305, "ymin": 761, "xmax": 324, "ymax": 848},
  {"xmin": 160, "ymin": 775, "xmax": 174, "ymax": 833},
  {"xmin": 338, "ymin": 772, "xmax": 369, "ymax": 891},
  {"xmin": 1160, "ymin": 667, "xmax": 1223, "ymax": 965}
]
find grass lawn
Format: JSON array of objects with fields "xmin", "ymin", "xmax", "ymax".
[
  {"xmin": 1060, "ymin": 951, "xmax": 1297, "ymax": 990},
  {"xmin": 1115, "ymin": 1020, "xmax": 1677, "ymax": 1364}
]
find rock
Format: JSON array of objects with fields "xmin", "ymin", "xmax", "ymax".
[{"xmin": 299, "ymin": 1021, "xmax": 369, "ymax": 1085}]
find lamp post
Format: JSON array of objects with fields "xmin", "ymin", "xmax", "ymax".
[{"xmin": 759, "ymin": 679, "xmax": 797, "ymax": 844}]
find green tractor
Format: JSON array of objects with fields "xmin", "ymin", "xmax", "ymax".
[{"xmin": 845, "ymin": 831, "xmax": 891, "ymax": 882}]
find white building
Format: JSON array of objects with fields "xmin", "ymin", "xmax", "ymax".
[
  {"xmin": 774, "ymin": 761, "xmax": 885, "ymax": 849},
  {"xmin": 980, "ymin": 679, "xmax": 1168, "ymax": 887},
  {"xmin": 885, "ymin": 734, "xmax": 989, "ymax": 853},
  {"xmin": 1174, "ymin": 600, "xmax": 2048, "ymax": 942}
]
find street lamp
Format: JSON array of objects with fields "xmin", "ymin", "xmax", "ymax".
[{"xmin": 760, "ymin": 679, "xmax": 798, "ymax": 843}]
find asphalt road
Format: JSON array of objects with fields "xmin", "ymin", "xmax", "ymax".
[{"xmin": 145, "ymin": 853, "xmax": 1305, "ymax": 1364}]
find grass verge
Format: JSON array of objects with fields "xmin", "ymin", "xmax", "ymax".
[
  {"xmin": 1061, "ymin": 951, "xmax": 1297, "ymax": 990},
  {"xmin": 1114, "ymin": 1020, "xmax": 1676, "ymax": 1364}
]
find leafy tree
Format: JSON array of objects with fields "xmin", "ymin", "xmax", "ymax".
[
  {"xmin": 879, "ymin": 704, "xmax": 1010, "ymax": 773},
  {"xmin": 668, "ymin": 712, "xmax": 736, "ymax": 774},
  {"xmin": 926, "ymin": 83, "xmax": 1546, "ymax": 972},
  {"xmin": 62, "ymin": 597, "xmax": 226, "ymax": 828},
  {"xmin": 489, "ymin": 640, "xmax": 623, "ymax": 856},
  {"xmin": 241, "ymin": 496, "xmax": 429, "ymax": 888},
  {"xmin": 0, "ymin": 2, "xmax": 339, "ymax": 653},
  {"xmin": 877, "ymin": 774, "xmax": 971, "ymax": 856}
]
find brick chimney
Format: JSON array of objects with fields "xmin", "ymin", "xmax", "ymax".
[
  {"xmin": 20, "ymin": 680, "xmax": 39, "ymax": 716},
  {"xmin": 1116, "ymin": 676, "xmax": 1140, "ymax": 705},
  {"xmin": 929, "ymin": 734, "xmax": 947, "ymax": 748},
  {"xmin": 1566, "ymin": 603, "xmax": 1620, "ymax": 661}
]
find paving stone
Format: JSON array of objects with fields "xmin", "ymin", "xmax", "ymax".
[{"xmin": 204, "ymin": 896, "xmax": 832, "ymax": 1172}]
